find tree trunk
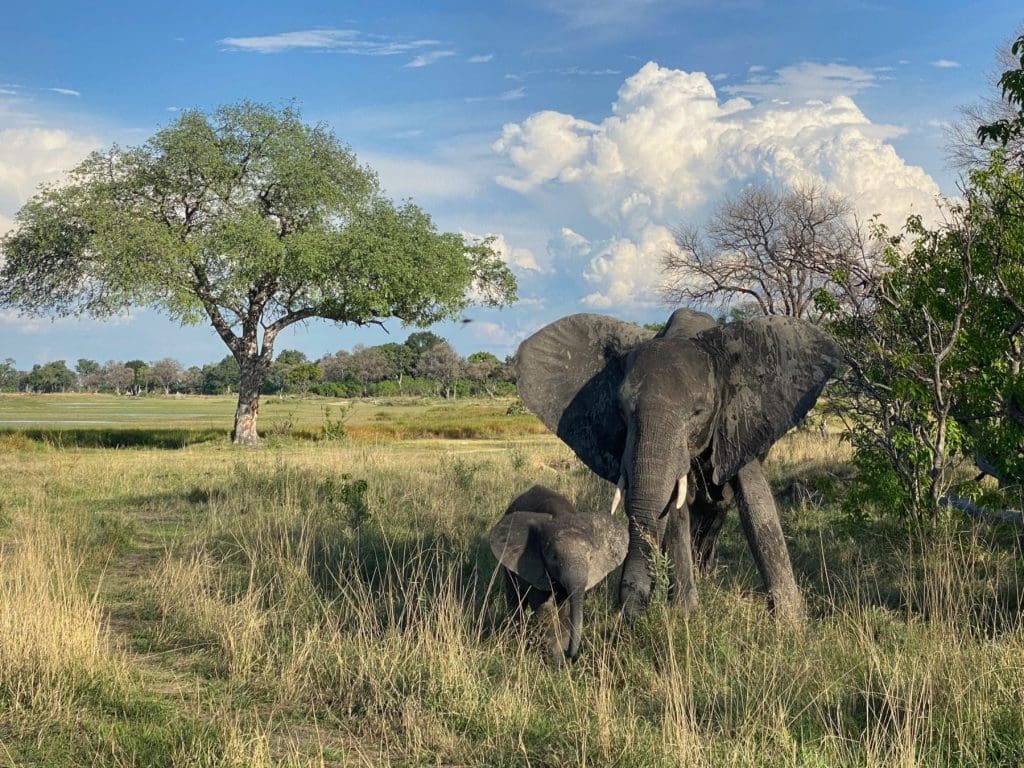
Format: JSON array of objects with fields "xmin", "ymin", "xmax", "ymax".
[{"xmin": 232, "ymin": 358, "xmax": 266, "ymax": 446}]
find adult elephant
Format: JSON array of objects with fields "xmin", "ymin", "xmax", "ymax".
[{"xmin": 515, "ymin": 309, "xmax": 840, "ymax": 621}]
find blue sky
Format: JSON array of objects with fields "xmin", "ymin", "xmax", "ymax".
[{"xmin": 1, "ymin": 0, "xmax": 1022, "ymax": 368}]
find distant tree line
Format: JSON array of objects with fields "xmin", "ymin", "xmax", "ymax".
[{"xmin": 0, "ymin": 331, "xmax": 516, "ymax": 399}]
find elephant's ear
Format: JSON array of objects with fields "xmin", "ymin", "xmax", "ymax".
[
  {"xmin": 699, "ymin": 316, "xmax": 841, "ymax": 485},
  {"xmin": 516, "ymin": 314, "xmax": 653, "ymax": 482},
  {"xmin": 584, "ymin": 515, "xmax": 629, "ymax": 590},
  {"xmin": 655, "ymin": 307, "xmax": 718, "ymax": 340},
  {"xmin": 488, "ymin": 512, "xmax": 552, "ymax": 590}
]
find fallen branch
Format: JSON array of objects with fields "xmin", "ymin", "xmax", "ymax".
[{"xmin": 941, "ymin": 494, "xmax": 1024, "ymax": 529}]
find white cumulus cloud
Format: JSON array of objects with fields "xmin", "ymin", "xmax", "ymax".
[
  {"xmin": 0, "ymin": 125, "xmax": 101, "ymax": 218},
  {"xmin": 494, "ymin": 61, "xmax": 940, "ymax": 308},
  {"xmin": 932, "ymin": 59, "xmax": 961, "ymax": 69},
  {"xmin": 467, "ymin": 231, "xmax": 544, "ymax": 273},
  {"xmin": 465, "ymin": 320, "xmax": 525, "ymax": 349}
]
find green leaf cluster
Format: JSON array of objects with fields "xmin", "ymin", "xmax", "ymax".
[
  {"xmin": 977, "ymin": 35, "xmax": 1024, "ymax": 148},
  {"xmin": 827, "ymin": 158, "xmax": 1024, "ymax": 519},
  {"xmin": 0, "ymin": 101, "xmax": 515, "ymax": 342}
]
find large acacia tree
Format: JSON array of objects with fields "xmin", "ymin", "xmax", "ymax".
[{"xmin": 0, "ymin": 102, "xmax": 515, "ymax": 443}]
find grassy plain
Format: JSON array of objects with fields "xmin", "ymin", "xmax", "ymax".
[{"xmin": 0, "ymin": 394, "xmax": 1022, "ymax": 766}]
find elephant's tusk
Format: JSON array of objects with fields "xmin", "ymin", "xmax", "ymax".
[
  {"xmin": 610, "ymin": 473, "xmax": 626, "ymax": 515},
  {"xmin": 675, "ymin": 474, "xmax": 688, "ymax": 509}
]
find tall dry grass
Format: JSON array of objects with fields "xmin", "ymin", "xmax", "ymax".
[
  {"xmin": 1, "ymin": 421, "xmax": 1021, "ymax": 765},
  {"xmin": 0, "ymin": 516, "xmax": 127, "ymax": 718},
  {"xmin": 144, "ymin": 439, "xmax": 1024, "ymax": 767}
]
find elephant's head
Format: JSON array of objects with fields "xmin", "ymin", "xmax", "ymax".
[
  {"xmin": 488, "ymin": 485, "xmax": 628, "ymax": 659},
  {"xmin": 515, "ymin": 310, "xmax": 840, "ymax": 617}
]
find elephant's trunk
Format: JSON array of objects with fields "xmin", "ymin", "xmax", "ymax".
[
  {"xmin": 565, "ymin": 591, "xmax": 584, "ymax": 660},
  {"xmin": 620, "ymin": 417, "xmax": 690, "ymax": 619}
]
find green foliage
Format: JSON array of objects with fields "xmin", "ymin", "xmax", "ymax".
[
  {"xmin": 466, "ymin": 351, "xmax": 500, "ymax": 365},
  {"xmin": 448, "ymin": 458, "xmax": 479, "ymax": 493},
  {"xmin": 0, "ymin": 102, "xmax": 516, "ymax": 327},
  {"xmin": 828, "ymin": 213, "xmax": 978, "ymax": 518},
  {"xmin": 375, "ymin": 341, "xmax": 416, "ymax": 378},
  {"xmin": 828, "ymin": 158, "xmax": 1024, "ymax": 518},
  {"xmin": 404, "ymin": 331, "xmax": 444, "ymax": 357},
  {"xmin": 505, "ymin": 398, "xmax": 527, "ymax": 416},
  {"xmin": 0, "ymin": 101, "xmax": 515, "ymax": 440},
  {"xmin": 948, "ymin": 159, "xmax": 1024, "ymax": 489},
  {"xmin": 22, "ymin": 360, "xmax": 77, "ymax": 393},
  {"xmin": 977, "ymin": 35, "xmax": 1024, "ymax": 148},
  {"xmin": 201, "ymin": 356, "xmax": 240, "ymax": 395},
  {"xmin": 275, "ymin": 349, "xmax": 308, "ymax": 366},
  {"xmin": 0, "ymin": 357, "xmax": 22, "ymax": 391},
  {"xmin": 321, "ymin": 473, "xmax": 371, "ymax": 529},
  {"xmin": 319, "ymin": 403, "xmax": 352, "ymax": 440},
  {"xmin": 842, "ymin": 441, "xmax": 919, "ymax": 522},
  {"xmin": 75, "ymin": 358, "xmax": 100, "ymax": 376},
  {"xmin": 285, "ymin": 362, "xmax": 322, "ymax": 393}
]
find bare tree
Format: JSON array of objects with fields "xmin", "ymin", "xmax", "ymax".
[
  {"xmin": 319, "ymin": 350, "xmax": 352, "ymax": 383},
  {"xmin": 101, "ymin": 361, "xmax": 134, "ymax": 395},
  {"xmin": 349, "ymin": 345, "xmax": 392, "ymax": 396},
  {"xmin": 416, "ymin": 342, "xmax": 464, "ymax": 399},
  {"xmin": 150, "ymin": 358, "xmax": 184, "ymax": 395},
  {"xmin": 660, "ymin": 182, "xmax": 873, "ymax": 322},
  {"xmin": 947, "ymin": 25, "xmax": 1024, "ymax": 171}
]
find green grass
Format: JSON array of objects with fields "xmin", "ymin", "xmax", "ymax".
[
  {"xmin": 0, "ymin": 397, "xmax": 1022, "ymax": 766},
  {"xmin": 0, "ymin": 393, "xmax": 546, "ymax": 447}
]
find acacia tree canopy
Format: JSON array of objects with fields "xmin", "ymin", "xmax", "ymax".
[{"xmin": 0, "ymin": 101, "xmax": 516, "ymax": 443}]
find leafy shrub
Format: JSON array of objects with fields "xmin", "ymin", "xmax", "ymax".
[
  {"xmin": 506, "ymin": 398, "xmax": 527, "ymax": 416},
  {"xmin": 320, "ymin": 404, "xmax": 353, "ymax": 441}
]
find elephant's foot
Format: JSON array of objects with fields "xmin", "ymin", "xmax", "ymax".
[
  {"xmin": 668, "ymin": 580, "xmax": 698, "ymax": 614},
  {"xmin": 619, "ymin": 578, "xmax": 652, "ymax": 624}
]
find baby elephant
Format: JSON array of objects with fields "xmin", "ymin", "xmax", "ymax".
[{"xmin": 488, "ymin": 485, "xmax": 628, "ymax": 660}]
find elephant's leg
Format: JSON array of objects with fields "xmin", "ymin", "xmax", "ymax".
[
  {"xmin": 689, "ymin": 481, "xmax": 732, "ymax": 573},
  {"xmin": 735, "ymin": 459, "xmax": 805, "ymax": 622},
  {"xmin": 663, "ymin": 502, "xmax": 698, "ymax": 612}
]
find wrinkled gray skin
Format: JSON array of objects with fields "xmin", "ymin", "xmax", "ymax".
[
  {"xmin": 515, "ymin": 310, "xmax": 841, "ymax": 622},
  {"xmin": 488, "ymin": 485, "xmax": 628, "ymax": 660}
]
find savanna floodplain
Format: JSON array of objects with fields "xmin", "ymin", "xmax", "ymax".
[{"xmin": 0, "ymin": 393, "xmax": 1022, "ymax": 767}]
